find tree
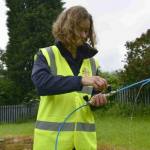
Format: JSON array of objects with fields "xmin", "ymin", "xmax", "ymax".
[
  {"xmin": 100, "ymin": 71, "xmax": 121, "ymax": 90},
  {"xmin": 0, "ymin": 78, "xmax": 22, "ymax": 105},
  {"xmin": 120, "ymin": 29, "xmax": 150, "ymax": 84},
  {"xmin": 0, "ymin": 49, "xmax": 4, "ymax": 71},
  {"xmin": 4, "ymin": 0, "xmax": 64, "ymax": 104},
  {"xmin": 0, "ymin": 49, "xmax": 6, "ymax": 76}
]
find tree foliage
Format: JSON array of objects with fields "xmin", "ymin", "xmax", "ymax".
[
  {"xmin": 0, "ymin": 78, "xmax": 22, "ymax": 105},
  {"xmin": 0, "ymin": 49, "xmax": 3, "ymax": 71},
  {"xmin": 120, "ymin": 29, "xmax": 150, "ymax": 84},
  {"xmin": 100, "ymin": 71, "xmax": 121, "ymax": 90},
  {"xmin": 0, "ymin": 49, "xmax": 6, "ymax": 76},
  {"xmin": 0, "ymin": 49, "xmax": 4, "ymax": 70},
  {"xmin": 3, "ymin": 0, "xmax": 64, "ymax": 104}
]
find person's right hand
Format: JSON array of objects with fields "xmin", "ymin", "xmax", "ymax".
[{"xmin": 81, "ymin": 76, "xmax": 107, "ymax": 91}]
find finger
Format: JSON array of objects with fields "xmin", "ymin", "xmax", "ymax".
[
  {"xmin": 95, "ymin": 95, "xmax": 104, "ymax": 107},
  {"xmin": 98, "ymin": 95, "xmax": 104, "ymax": 106},
  {"xmin": 93, "ymin": 83, "xmax": 99, "ymax": 91},
  {"xmin": 100, "ymin": 94, "xmax": 107, "ymax": 105},
  {"xmin": 95, "ymin": 78, "xmax": 107, "ymax": 89},
  {"xmin": 97, "ymin": 94, "xmax": 107, "ymax": 106},
  {"xmin": 96, "ymin": 98, "xmax": 101, "ymax": 107},
  {"xmin": 103, "ymin": 95, "xmax": 107, "ymax": 104},
  {"xmin": 89, "ymin": 97, "xmax": 95, "ymax": 106},
  {"xmin": 100, "ymin": 78, "xmax": 107, "ymax": 88},
  {"xmin": 93, "ymin": 81, "xmax": 104, "ymax": 91}
]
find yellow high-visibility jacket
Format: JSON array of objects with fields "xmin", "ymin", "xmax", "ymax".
[{"xmin": 33, "ymin": 45, "xmax": 99, "ymax": 150}]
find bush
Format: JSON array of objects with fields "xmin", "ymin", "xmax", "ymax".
[{"xmin": 0, "ymin": 78, "xmax": 21, "ymax": 105}]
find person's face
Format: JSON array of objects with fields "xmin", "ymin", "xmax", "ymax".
[{"xmin": 76, "ymin": 19, "xmax": 90, "ymax": 46}]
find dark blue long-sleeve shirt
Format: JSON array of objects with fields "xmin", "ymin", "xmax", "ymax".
[{"xmin": 31, "ymin": 41, "xmax": 98, "ymax": 96}]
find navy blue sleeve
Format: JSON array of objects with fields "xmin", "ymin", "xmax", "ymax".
[{"xmin": 31, "ymin": 52, "xmax": 83, "ymax": 96}]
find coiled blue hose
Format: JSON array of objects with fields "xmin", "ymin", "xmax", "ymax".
[{"xmin": 55, "ymin": 78, "xmax": 150, "ymax": 150}]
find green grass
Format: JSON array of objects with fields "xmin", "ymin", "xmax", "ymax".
[
  {"xmin": 95, "ymin": 114, "xmax": 150, "ymax": 150},
  {"xmin": 0, "ymin": 121, "xmax": 35, "ymax": 137},
  {"xmin": 0, "ymin": 113, "xmax": 150, "ymax": 150}
]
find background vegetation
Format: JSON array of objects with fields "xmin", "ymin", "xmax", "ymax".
[
  {"xmin": 1, "ymin": 111, "xmax": 150, "ymax": 150},
  {"xmin": 0, "ymin": 1, "xmax": 149, "ymax": 150},
  {"xmin": 0, "ymin": 0, "xmax": 64, "ymax": 105},
  {"xmin": 0, "ymin": 0, "xmax": 149, "ymax": 105}
]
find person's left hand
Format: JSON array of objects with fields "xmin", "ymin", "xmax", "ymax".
[{"xmin": 90, "ymin": 93, "xmax": 107, "ymax": 107}]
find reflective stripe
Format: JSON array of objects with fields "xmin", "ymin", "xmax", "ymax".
[
  {"xmin": 44, "ymin": 46, "xmax": 96, "ymax": 95},
  {"xmin": 45, "ymin": 47, "xmax": 96, "ymax": 77},
  {"xmin": 45, "ymin": 47, "xmax": 57, "ymax": 75},
  {"xmin": 96, "ymin": 66, "xmax": 101, "ymax": 76},
  {"xmin": 39, "ymin": 48, "xmax": 51, "ymax": 66},
  {"xmin": 36, "ymin": 121, "xmax": 95, "ymax": 132},
  {"xmin": 36, "ymin": 121, "xmax": 75, "ymax": 131},
  {"xmin": 81, "ymin": 58, "xmax": 96, "ymax": 95},
  {"xmin": 76, "ymin": 122, "xmax": 95, "ymax": 132},
  {"xmin": 90, "ymin": 58, "xmax": 96, "ymax": 76},
  {"xmin": 81, "ymin": 86, "xmax": 93, "ymax": 95}
]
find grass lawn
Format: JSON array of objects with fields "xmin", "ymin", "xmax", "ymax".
[
  {"xmin": 95, "ymin": 114, "xmax": 150, "ymax": 150},
  {"xmin": 0, "ymin": 116, "xmax": 150, "ymax": 150},
  {"xmin": 0, "ymin": 121, "xmax": 35, "ymax": 137}
]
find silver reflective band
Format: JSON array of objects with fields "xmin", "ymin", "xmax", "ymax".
[
  {"xmin": 36, "ymin": 121, "xmax": 74, "ymax": 131},
  {"xmin": 45, "ymin": 47, "xmax": 57, "ymax": 75},
  {"xmin": 45, "ymin": 46, "xmax": 96, "ymax": 95},
  {"xmin": 90, "ymin": 58, "xmax": 96, "ymax": 76},
  {"xmin": 81, "ymin": 86, "xmax": 93, "ymax": 95},
  {"xmin": 81, "ymin": 58, "xmax": 96, "ymax": 95},
  {"xmin": 76, "ymin": 122, "xmax": 95, "ymax": 132},
  {"xmin": 36, "ymin": 121, "xmax": 95, "ymax": 132}
]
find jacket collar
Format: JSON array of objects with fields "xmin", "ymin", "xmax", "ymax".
[{"xmin": 55, "ymin": 40, "xmax": 98, "ymax": 60}]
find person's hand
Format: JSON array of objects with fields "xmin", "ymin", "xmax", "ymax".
[
  {"xmin": 81, "ymin": 76, "xmax": 107, "ymax": 91},
  {"xmin": 90, "ymin": 93, "xmax": 107, "ymax": 107}
]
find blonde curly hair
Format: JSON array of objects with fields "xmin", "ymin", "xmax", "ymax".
[{"xmin": 52, "ymin": 6, "xmax": 96, "ymax": 48}]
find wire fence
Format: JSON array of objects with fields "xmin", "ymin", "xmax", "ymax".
[
  {"xmin": 0, "ymin": 81, "xmax": 150, "ymax": 123},
  {"xmin": 113, "ymin": 84, "xmax": 150, "ymax": 105},
  {"xmin": 0, "ymin": 103, "xmax": 38, "ymax": 123}
]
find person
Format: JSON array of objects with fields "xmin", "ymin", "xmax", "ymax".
[{"xmin": 32, "ymin": 5, "xmax": 108, "ymax": 150}]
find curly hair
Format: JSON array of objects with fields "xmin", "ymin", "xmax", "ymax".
[{"xmin": 52, "ymin": 6, "xmax": 96, "ymax": 48}]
